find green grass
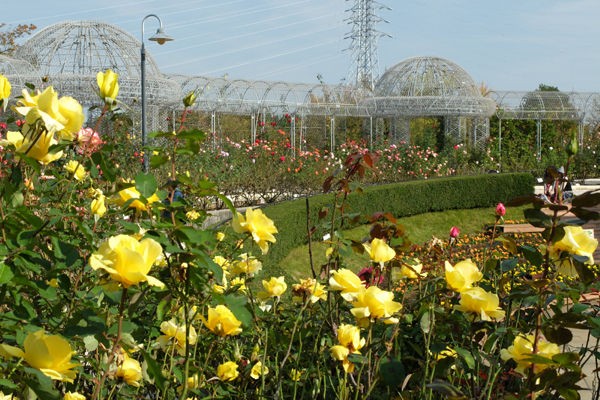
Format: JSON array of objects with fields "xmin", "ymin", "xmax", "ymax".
[{"xmin": 277, "ymin": 205, "xmax": 528, "ymax": 280}]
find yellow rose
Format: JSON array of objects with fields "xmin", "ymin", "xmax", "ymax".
[
  {"xmin": 202, "ymin": 305, "xmax": 242, "ymax": 337},
  {"xmin": 89, "ymin": 234, "xmax": 164, "ymax": 288},
  {"xmin": 217, "ymin": 361, "xmax": 239, "ymax": 381},
  {"xmin": 363, "ymin": 238, "xmax": 396, "ymax": 264},
  {"xmin": 16, "ymin": 87, "xmax": 82, "ymax": 141},
  {"xmin": 232, "ymin": 208, "xmax": 278, "ymax": 254},
  {"xmin": 330, "ymin": 324, "xmax": 365, "ymax": 374},
  {"xmin": 500, "ymin": 334, "xmax": 560, "ymax": 375},
  {"xmin": 0, "ymin": 74, "xmax": 11, "ymax": 111},
  {"xmin": 292, "ymin": 278, "xmax": 327, "ymax": 303},
  {"xmin": 64, "ymin": 392, "xmax": 86, "ymax": 400},
  {"xmin": 0, "ymin": 330, "xmax": 78, "ymax": 382},
  {"xmin": 57, "ymin": 96, "xmax": 84, "ymax": 140},
  {"xmin": 114, "ymin": 185, "xmax": 160, "ymax": 212},
  {"xmin": 91, "ymin": 194, "xmax": 107, "ymax": 218},
  {"xmin": 454, "ymin": 287, "xmax": 506, "ymax": 321},
  {"xmin": 186, "ymin": 210, "xmax": 201, "ymax": 221},
  {"xmin": 157, "ymin": 319, "xmax": 197, "ymax": 356},
  {"xmin": 0, "ymin": 392, "xmax": 14, "ymax": 400},
  {"xmin": 329, "ymin": 268, "xmax": 365, "ymax": 302},
  {"xmin": 1, "ymin": 130, "xmax": 63, "ymax": 165},
  {"xmin": 64, "ymin": 160, "xmax": 87, "ymax": 181},
  {"xmin": 258, "ymin": 276, "xmax": 287, "ymax": 299},
  {"xmin": 550, "ymin": 226, "xmax": 597, "ymax": 267},
  {"xmin": 289, "ymin": 369, "xmax": 303, "ymax": 381},
  {"xmin": 250, "ymin": 361, "xmax": 269, "ymax": 379},
  {"xmin": 350, "ymin": 286, "xmax": 402, "ymax": 324},
  {"xmin": 116, "ymin": 351, "xmax": 142, "ymax": 387},
  {"xmin": 330, "ymin": 345, "xmax": 354, "ymax": 372},
  {"xmin": 230, "ymin": 253, "xmax": 262, "ymax": 277},
  {"xmin": 396, "ymin": 259, "xmax": 427, "ymax": 280},
  {"xmin": 97, "ymin": 69, "xmax": 120, "ymax": 105},
  {"xmin": 445, "ymin": 259, "xmax": 483, "ymax": 292},
  {"xmin": 336, "ymin": 324, "xmax": 366, "ymax": 352},
  {"xmin": 216, "ymin": 232, "xmax": 226, "ymax": 241}
]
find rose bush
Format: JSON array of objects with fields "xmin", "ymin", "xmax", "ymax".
[{"xmin": 0, "ymin": 71, "xmax": 598, "ymax": 400}]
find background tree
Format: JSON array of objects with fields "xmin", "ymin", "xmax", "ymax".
[{"xmin": 0, "ymin": 22, "xmax": 37, "ymax": 55}]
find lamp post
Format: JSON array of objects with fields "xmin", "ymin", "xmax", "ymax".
[{"xmin": 141, "ymin": 13, "xmax": 173, "ymax": 172}]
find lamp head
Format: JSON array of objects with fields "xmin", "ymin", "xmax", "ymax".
[{"xmin": 149, "ymin": 28, "xmax": 173, "ymax": 45}]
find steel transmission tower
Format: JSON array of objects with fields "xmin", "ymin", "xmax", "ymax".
[{"xmin": 345, "ymin": 0, "xmax": 391, "ymax": 91}]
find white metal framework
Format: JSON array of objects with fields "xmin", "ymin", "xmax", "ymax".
[
  {"xmin": 4, "ymin": 21, "xmax": 600, "ymax": 153},
  {"xmin": 12, "ymin": 21, "xmax": 181, "ymax": 132},
  {"xmin": 363, "ymin": 56, "xmax": 496, "ymax": 147}
]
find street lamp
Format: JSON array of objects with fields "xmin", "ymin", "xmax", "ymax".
[{"xmin": 141, "ymin": 13, "xmax": 173, "ymax": 172}]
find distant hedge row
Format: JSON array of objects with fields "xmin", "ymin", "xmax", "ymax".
[{"xmin": 261, "ymin": 173, "xmax": 535, "ymax": 268}]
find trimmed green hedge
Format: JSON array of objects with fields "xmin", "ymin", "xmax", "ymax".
[{"xmin": 261, "ymin": 173, "xmax": 535, "ymax": 268}]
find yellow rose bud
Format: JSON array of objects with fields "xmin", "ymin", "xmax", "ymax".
[
  {"xmin": 217, "ymin": 361, "xmax": 239, "ymax": 381},
  {"xmin": 91, "ymin": 194, "xmax": 107, "ymax": 218},
  {"xmin": 363, "ymin": 238, "xmax": 396, "ymax": 264},
  {"xmin": 0, "ymin": 74, "xmax": 11, "ymax": 111},
  {"xmin": 96, "ymin": 69, "xmax": 119, "ymax": 105},
  {"xmin": 183, "ymin": 91, "xmax": 197, "ymax": 107}
]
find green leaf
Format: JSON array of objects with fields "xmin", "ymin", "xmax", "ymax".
[
  {"xmin": 0, "ymin": 378, "xmax": 18, "ymax": 390},
  {"xmin": 91, "ymin": 150, "xmax": 116, "ymax": 181},
  {"xmin": 420, "ymin": 311, "xmax": 432, "ymax": 334},
  {"xmin": 174, "ymin": 226, "xmax": 214, "ymax": 246},
  {"xmin": 543, "ymin": 324, "xmax": 573, "ymax": 345},
  {"xmin": 141, "ymin": 349, "xmax": 167, "ymax": 391},
  {"xmin": 150, "ymin": 153, "xmax": 170, "ymax": 168},
  {"xmin": 454, "ymin": 347, "xmax": 475, "ymax": 370},
  {"xmin": 519, "ymin": 245, "xmax": 544, "ymax": 267},
  {"xmin": 177, "ymin": 129, "xmax": 206, "ymax": 143},
  {"xmin": 572, "ymin": 191, "xmax": 600, "ymax": 208},
  {"xmin": 524, "ymin": 208, "xmax": 553, "ymax": 228},
  {"xmin": 379, "ymin": 357, "xmax": 405, "ymax": 387},
  {"xmin": 552, "ymin": 352, "xmax": 579, "ymax": 366},
  {"xmin": 221, "ymin": 294, "xmax": 252, "ymax": 328},
  {"xmin": 135, "ymin": 173, "xmax": 158, "ymax": 198},
  {"xmin": 83, "ymin": 335, "xmax": 99, "ymax": 352},
  {"xmin": 23, "ymin": 368, "xmax": 60, "ymax": 400},
  {"xmin": 0, "ymin": 261, "xmax": 14, "ymax": 285}
]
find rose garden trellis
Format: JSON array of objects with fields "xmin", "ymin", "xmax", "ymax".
[{"xmin": 1, "ymin": 20, "xmax": 599, "ymax": 163}]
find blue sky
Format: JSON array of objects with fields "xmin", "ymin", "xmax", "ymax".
[{"xmin": 2, "ymin": 0, "xmax": 599, "ymax": 92}]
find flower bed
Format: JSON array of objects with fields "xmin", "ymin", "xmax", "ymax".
[{"xmin": 0, "ymin": 72, "xmax": 598, "ymax": 399}]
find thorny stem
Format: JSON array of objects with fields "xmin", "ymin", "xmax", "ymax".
[{"xmin": 92, "ymin": 286, "xmax": 128, "ymax": 400}]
